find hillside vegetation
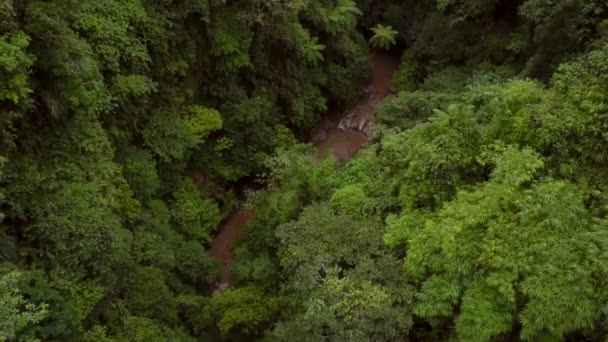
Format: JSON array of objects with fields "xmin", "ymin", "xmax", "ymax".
[{"xmin": 2, "ymin": 0, "xmax": 608, "ymax": 341}]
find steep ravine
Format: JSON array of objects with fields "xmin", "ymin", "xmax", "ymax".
[{"xmin": 208, "ymin": 51, "xmax": 401, "ymax": 288}]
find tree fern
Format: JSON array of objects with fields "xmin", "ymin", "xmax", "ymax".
[
  {"xmin": 326, "ymin": 0, "xmax": 362, "ymax": 34},
  {"xmin": 369, "ymin": 24, "xmax": 398, "ymax": 50},
  {"xmin": 301, "ymin": 36, "xmax": 325, "ymax": 65}
]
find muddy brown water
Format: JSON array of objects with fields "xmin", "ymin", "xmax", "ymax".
[
  {"xmin": 207, "ymin": 209, "xmax": 252, "ymax": 288},
  {"xmin": 207, "ymin": 52, "xmax": 401, "ymax": 288}
]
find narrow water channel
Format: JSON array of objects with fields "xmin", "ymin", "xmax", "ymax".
[{"xmin": 208, "ymin": 51, "xmax": 401, "ymax": 288}]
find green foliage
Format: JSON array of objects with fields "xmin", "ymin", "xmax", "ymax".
[
  {"xmin": 266, "ymin": 145, "xmax": 337, "ymax": 201},
  {"xmin": 121, "ymin": 266, "xmax": 177, "ymax": 324},
  {"xmin": 131, "ymin": 231, "xmax": 175, "ymax": 270},
  {"xmin": 120, "ymin": 147, "xmax": 160, "ymax": 200},
  {"xmin": 171, "ymin": 179, "xmax": 220, "ymax": 244},
  {"xmin": 436, "ymin": 0, "xmax": 498, "ymax": 18},
  {"xmin": 273, "ymin": 124, "xmax": 298, "ymax": 152},
  {"xmin": 233, "ymin": 251, "xmax": 277, "ymax": 285},
  {"xmin": 0, "ymin": 31, "xmax": 34, "ymax": 146},
  {"xmin": 301, "ymin": 36, "xmax": 326, "ymax": 65},
  {"xmin": 26, "ymin": 2, "xmax": 110, "ymax": 116},
  {"xmin": 136, "ymin": 199, "xmax": 173, "ymax": 239},
  {"xmin": 0, "ymin": 271, "xmax": 48, "ymax": 341},
  {"xmin": 33, "ymin": 182, "xmax": 122, "ymax": 277},
  {"xmin": 274, "ymin": 273, "xmax": 410, "ymax": 342},
  {"xmin": 142, "ymin": 108, "xmax": 198, "ymax": 162},
  {"xmin": 175, "ymin": 240, "xmax": 219, "ymax": 283},
  {"xmin": 392, "ymin": 49, "xmax": 421, "ymax": 92},
  {"xmin": 375, "ymin": 90, "xmax": 452, "ymax": 130},
  {"xmin": 294, "ymin": 24, "xmax": 326, "ymax": 66},
  {"xmin": 210, "ymin": 13, "xmax": 253, "ymax": 73},
  {"xmin": 0, "ymin": 32, "xmax": 34, "ymax": 104},
  {"xmin": 48, "ymin": 270, "xmax": 105, "ymax": 321},
  {"xmin": 232, "ymin": 192, "xmax": 299, "ymax": 287},
  {"xmin": 380, "ymin": 105, "xmax": 483, "ymax": 209},
  {"xmin": 116, "ymin": 316, "xmax": 168, "ymax": 342},
  {"xmin": 173, "ymin": 294, "xmax": 207, "ymax": 336},
  {"xmin": 203, "ymin": 286, "xmax": 280, "ymax": 337},
  {"xmin": 4, "ymin": 0, "xmax": 608, "ymax": 340},
  {"xmin": 277, "ymin": 203, "xmax": 380, "ymax": 291},
  {"xmin": 369, "ymin": 24, "xmax": 398, "ymax": 50},
  {"xmin": 185, "ymin": 105, "xmax": 223, "ymax": 143},
  {"xmin": 420, "ymin": 66, "xmax": 470, "ymax": 92},
  {"xmin": 330, "ymin": 184, "xmax": 370, "ymax": 216},
  {"xmin": 325, "ymin": 63, "xmax": 361, "ymax": 104},
  {"xmin": 389, "ymin": 148, "xmax": 608, "ymax": 340},
  {"xmin": 274, "ymin": 203, "xmax": 413, "ymax": 340},
  {"xmin": 82, "ymin": 325, "xmax": 116, "ymax": 342},
  {"xmin": 326, "ymin": 0, "xmax": 362, "ymax": 34},
  {"xmin": 519, "ymin": 0, "xmax": 607, "ymax": 77},
  {"xmin": 70, "ymin": 0, "xmax": 150, "ymax": 73},
  {"xmin": 19, "ymin": 272, "xmax": 82, "ymax": 340}
]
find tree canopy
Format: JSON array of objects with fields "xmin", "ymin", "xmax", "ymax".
[{"xmin": 3, "ymin": 0, "xmax": 608, "ymax": 340}]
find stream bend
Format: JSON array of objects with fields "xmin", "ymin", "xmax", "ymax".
[{"xmin": 208, "ymin": 52, "xmax": 401, "ymax": 288}]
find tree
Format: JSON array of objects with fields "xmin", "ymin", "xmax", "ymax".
[
  {"xmin": 379, "ymin": 104, "xmax": 483, "ymax": 210},
  {"xmin": 170, "ymin": 178, "xmax": 220, "ymax": 244},
  {"xmin": 273, "ymin": 273, "xmax": 412, "ymax": 342},
  {"xmin": 300, "ymin": 36, "xmax": 326, "ymax": 66},
  {"xmin": 31, "ymin": 182, "xmax": 122, "ymax": 278},
  {"xmin": 116, "ymin": 316, "xmax": 168, "ymax": 342},
  {"xmin": 142, "ymin": 108, "xmax": 198, "ymax": 162},
  {"xmin": 326, "ymin": 0, "xmax": 362, "ymax": 34},
  {"xmin": 6, "ymin": 0, "xmax": 608, "ymax": 339},
  {"xmin": 275, "ymin": 203, "xmax": 413, "ymax": 340},
  {"xmin": 120, "ymin": 266, "xmax": 177, "ymax": 325},
  {"xmin": 329, "ymin": 184, "xmax": 370, "ymax": 216},
  {"xmin": 386, "ymin": 147, "xmax": 608, "ymax": 340},
  {"xmin": 175, "ymin": 240, "xmax": 219, "ymax": 283},
  {"xmin": 202, "ymin": 286, "xmax": 281, "ymax": 338},
  {"xmin": 0, "ymin": 32, "xmax": 35, "ymax": 147},
  {"xmin": 369, "ymin": 24, "xmax": 398, "ymax": 50},
  {"xmin": 0, "ymin": 271, "xmax": 48, "ymax": 341},
  {"xmin": 185, "ymin": 105, "xmax": 223, "ymax": 143},
  {"xmin": 131, "ymin": 230, "xmax": 175, "ymax": 270},
  {"xmin": 119, "ymin": 147, "xmax": 160, "ymax": 201}
]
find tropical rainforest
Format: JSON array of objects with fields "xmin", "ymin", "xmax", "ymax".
[{"xmin": 3, "ymin": 0, "xmax": 608, "ymax": 341}]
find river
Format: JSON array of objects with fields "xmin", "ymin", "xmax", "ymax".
[{"xmin": 208, "ymin": 51, "xmax": 401, "ymax": 288}]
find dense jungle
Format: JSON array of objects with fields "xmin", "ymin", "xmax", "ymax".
[{"xmin": 3, "ymin": 0, "xmax": 608, "ymax": 341}]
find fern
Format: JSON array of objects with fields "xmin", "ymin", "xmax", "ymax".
[
  {"xmin": 369, "ymin": 24, "xmax": 398, "ymax": 50},
  {"xmin": 326, "ymin": 0, "xmax": 362, "ymax": 34},
  {"xmin": 328, "ymin": 0, "xmax": 362, "ymax": 18},
  {"xmin": 293, "ymin": 23, "xmax": 326, "ymax": 65},
  {"xmin": 301, "ymin": 36, "xmax": 325, "ymax": 65}
]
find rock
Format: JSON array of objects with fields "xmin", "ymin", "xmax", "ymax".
[{"xmin": 316, "ymin": 130, "xmax": 327, "ymax": 141}]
